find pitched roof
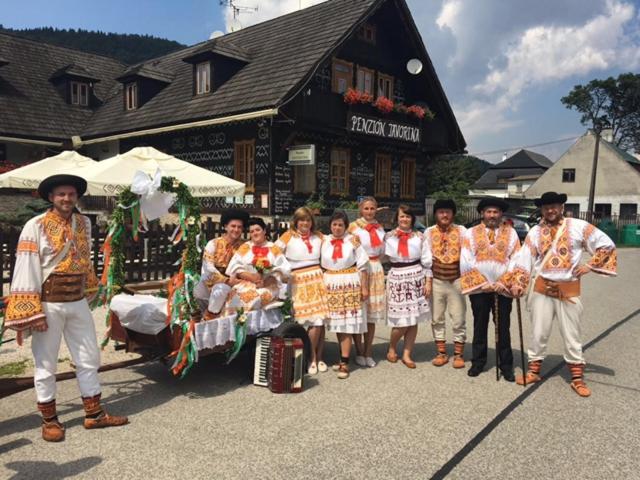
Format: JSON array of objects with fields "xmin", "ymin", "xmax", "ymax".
[
  {"xmin": 0, "ymin": 32, "xmax": 126, "ymax": 141},
  {"xmin": 50, "ymin": 63, "xmax": 102, "ymax": 82},
  {"xmin": 471, "ymin": 149, "xmax": 552, "ymax": 189},
  {"xmin": 604, "ymin": 138, "xmax": 640, "ymax": 165},
  {"xmin": 82, "ymin": 0, "xmax": 378, "ymax": 138},
  {"xmin": 117, "ymin": 62, "xmax": 174, "ymax": 84},
  {"xmin": 496, "ymin": 149, "xmax": 553, "ymax": 169},
  {"xmin": 471, "ymin": 167, "xmax": 549, "ymax": 190}
]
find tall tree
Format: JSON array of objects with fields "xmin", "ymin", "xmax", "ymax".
[
  {"xmin": 426, "ymin": 155, "xmax": 491, "ymax": 205},
  {"xmin": 561, "ymin": 73, "xmax": 640, "ymax": 153}
]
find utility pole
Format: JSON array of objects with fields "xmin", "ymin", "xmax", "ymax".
[{"xmin": 586, "ymin": 128, "xmax": 601, "ymax": 224}]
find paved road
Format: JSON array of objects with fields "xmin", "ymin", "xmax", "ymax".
[{"xmin": 1, "ymin": 249, "xmax": 639, "ymax": 480}]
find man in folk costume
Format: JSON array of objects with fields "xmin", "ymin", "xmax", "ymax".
[
  {"xmin": 423, "ymin": 199, "xmax": 468, "ymax": 368},
  {"xmin": 506, "ymin": 192, "xmax": 616, "ymax": 397},
  {"xmin": 3, "ymin": 174, "xmax": 127, "ymax": 442},
  {"xmin": 460, "ymin": 198, "xmax": 520, "ymax": 381},
  {"xmin": 194, "ymin": 209, "xmax": 249, "ymax": 318}
]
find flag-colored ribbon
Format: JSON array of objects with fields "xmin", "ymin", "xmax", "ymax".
[
  {"xmin": 331, "ymin": 238, "xmax": 344, "ymax": 261},
  {"xmin": 364, "ymin": 223, "xmax": 382, "ymax": 248},
  {"xmin": 397, "ymin": 230, "xmax": 411, "ymax": 258}
]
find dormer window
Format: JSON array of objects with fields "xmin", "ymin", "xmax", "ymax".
[
  {"xmin": 125, "ymin": 82, "xmax": 138, "ymax": 110},
  {"xmin": 70, "ymin": 81, "xmax": 89, "ymax": 106},
  {"xmin": 358, "ymin": 23, "xmax": 376, "ymax": 44},
  {"xmin": 196, "ymin": 62, "xmax": 211, "ymax": 95}
]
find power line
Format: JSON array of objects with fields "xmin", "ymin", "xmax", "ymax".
[{"xmin": 468, "ymin": 135, "xmax": 581, "ymax": 157}]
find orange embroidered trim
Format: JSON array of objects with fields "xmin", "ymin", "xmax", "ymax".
[
  {"xmin": 53, "ymin": 215, "xmax": 93, "ymax": 276},
  {"xmin": 278, "ymin": 230, "xmax": 293, "ymax": 245},
  {"xmin": 5, "ymin": 292, "xmax": 43, "ymax": 324},
  {"xmin": 461, "ymin": 268, "xmax": 487, "ymax": 293},
  {"xmin": 470, "ymin": 225, "xmax": 514, "ymax": 264},
  {"xmin": 430, "ymin": 225, "xmax": 462, "ymax": 264},
  {"xmin": 582, "ymin": 223, "xmax": 596, "ymax": 244},
  {"xmin": 270, "ymin": 244, "xmax": 283, "ymax": 256},
  {"xmin": 588, "ymin": 247, "xmax": 617, "ymax": 274},
  {"xmin": 17, "ymin": 239, "xmax": 38, "ymax": 254},
  {"xmin": 349, "ymin": 235, "xmax": 361, "ymax": 248},
  {"xmin": 236, "ymin": 242, "xmax": 251, "ymax": 256},
  {"xmin": 508, "ymin": 266, "xmax": 530, "ymax": 290},
  {"xmin": 539, "ymin": 221, "xmax": 572, "ymax": 272}
]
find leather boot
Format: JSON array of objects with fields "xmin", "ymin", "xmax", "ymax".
[
  {"xmin": 452, "ymin": 342, "xmax": 465, "ymax": 369},
  {"xmin": 432, "ymin": 340, "xmax": 449, "ymax": 366},
  {"xmin": 82, "ymin": 394, "xmax": 129, "ymax": 429},
  {"xmin": 568, "ymin": 363, "xmax": 591, "ymax": 397},
  {"xmin": 37, "ymin": 400, "xmax": 65, "ymax": 442},
  {"xmin": 516, "ymin": 360, "xmax": 543, "ymax": 385}
]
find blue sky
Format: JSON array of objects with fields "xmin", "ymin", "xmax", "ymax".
[{"xmin": 2, "ymin": 0, "xmax": 639, "ymax": 162}]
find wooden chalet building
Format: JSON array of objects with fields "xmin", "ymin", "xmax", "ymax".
[{"xmin": 0, "ymin": 0, "xmax": 465, "ymax": 218}]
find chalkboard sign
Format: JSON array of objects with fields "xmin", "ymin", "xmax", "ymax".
[{"xmin": 274, "ymin": 163, "xmax": 293, "ymax": 214}]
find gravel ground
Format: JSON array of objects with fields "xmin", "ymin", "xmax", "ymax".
[{"xmin": 0, "ymin": 249, "xmax": 638, "ymax": 480}]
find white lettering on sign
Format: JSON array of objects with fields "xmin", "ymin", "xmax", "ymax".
[{"xmin": 347, "ymin": 113, "xmax": 421, "ymax": 143}]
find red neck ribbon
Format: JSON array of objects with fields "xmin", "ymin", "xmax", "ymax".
[
  {"xmin": 396, "ymin": 230, "xmax": 411, "ymax": 258},
  {"xmin": 330, "ymin": 238, "xmax": 344, "ymax": 261},
  {"xmin": 364, "ymin": 223, "xmax": 382, "ymax": 248}
]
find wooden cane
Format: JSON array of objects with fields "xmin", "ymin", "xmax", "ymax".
[
  {"xmin": 493, "ymin": 293, "xmax": 500, "ymax": 381},
  {"xmin": 516, "ymin": 297, "xmax": 527, "ymax": 387}
]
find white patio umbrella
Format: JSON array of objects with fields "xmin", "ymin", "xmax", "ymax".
[
  {"xmin": 0, "ymin": 150, "xmax": 97, "ymax": 189},
  {"xmin": 83, "ymin": 146, "xmax": 245, "ymax": 197}
]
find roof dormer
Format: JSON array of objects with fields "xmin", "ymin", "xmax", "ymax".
[
  {"xmin": 116, "ymin": 62, "xmax": 173, "ymax": 111},
  {"xmin": 182, "ymin": 41, "xmax": 250, "ymax": 96},
  {"xmin": 49, "ymin": 63, "xmax": 100, "ymax": 107}
]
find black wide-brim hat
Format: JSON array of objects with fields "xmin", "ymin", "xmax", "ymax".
[
  {"xmin": 477, "ymin": 197, "xmax": 509, "ymax": 213},
  {"xmin": 534, "ymin": 191, "xmax": 568, "ymax": 207},
  {"xmin": 433, "ymin": 199, "xmax": 457, "ymax": 215},
  {"xmin": 37, "ymin": 174, "xmax": 87, "ymax": 201},
  {"xmin": 221, "ymin": 209, "xmax": 249, "ymax": 227}
]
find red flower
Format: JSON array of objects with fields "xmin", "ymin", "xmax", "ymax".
[
  {"xmin": 343, "ymin": 88, "xmax": 362, "ymax": 105},
  {"xmin": 359, "ymin": 92, "xmax": 373, "ymax": 104},
  {"xmin": 373, "ymin": 96, "xmax": 394, "ymax": 114}
]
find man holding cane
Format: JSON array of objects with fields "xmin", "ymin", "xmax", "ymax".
[
  {"xmin": 460, "ymin": 198, "xmax": 520, "ymax": 381},
  {"xmin": 506, "ymin": 192, "xmax": 616, "ymax": 397}
]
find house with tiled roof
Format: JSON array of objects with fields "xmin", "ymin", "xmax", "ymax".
[
  {"xmin": 0, "ymin": 0, "xmax": 466, "ymax": 216},
  {"xmin": 525, "ymin": 130, "xmax": 640, "ymax": 220},
  {"xmin": 468, "ymin": 149, "xmax": 552, "ymax": 198}
]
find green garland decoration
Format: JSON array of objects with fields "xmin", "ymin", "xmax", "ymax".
[{"xmin": 96, "ymin": 176, "xmax": 205, "ymax": 367}]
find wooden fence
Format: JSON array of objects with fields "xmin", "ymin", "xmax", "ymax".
[{"xmin": 1, "ymin": 219, "xmax": 290, "ymax": 293}]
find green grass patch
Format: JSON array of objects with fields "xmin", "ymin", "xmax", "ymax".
[{"xmin": 0, "ymin": 359, "xmax": 30, "ymax": 377}]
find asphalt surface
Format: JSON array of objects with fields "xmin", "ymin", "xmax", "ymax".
[{"xmin": 1, "ymin": 249, "xmax": 639, "ymax": 480}]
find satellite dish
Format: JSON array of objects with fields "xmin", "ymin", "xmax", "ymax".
[
  {"xmin": 407, "ymin": 58, "xmax": 423, "ymax": 75},
  {"xmin": 209, "ymin": 30, "xmax": 224, "ymax": 39}
]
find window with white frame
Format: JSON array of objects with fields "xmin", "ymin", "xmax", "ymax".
[
  {"xmin": 125, "ymin": 82, "xmax": 138, "ymax": 110},
  {"xmin": 70, "ymin": 81, "xmax": 89, "ymax": 106},
  {"xmin": 196, "ymin": 62, "xmax": 211, "ymax": 95}
]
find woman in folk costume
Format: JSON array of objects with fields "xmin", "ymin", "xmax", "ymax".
[
  {"xmin": 348, "ymin": 197, "xmax": 385, "ymax": 368},
  {"xmin": 3, "ymin": 175, "xmax": 127, "ymax": 442},
  {"xmin": 194, "ymin": 209, "xmax": 249, "ymax": 318},
  {"xmin": 505, "ymin": 192, "xmax": 617, "ymax": 397},
  {"xmin": 275, "ymin": 207, "xmax": 329, "ymax": 375},
  {"xmin": 225, "ymin": 217, "xmax": 291, "ymax": 313},
  {"xmin": 321, "ymin": 210, "xmax": 369, "ymax": 379},
  {"xmin": 384, "ymin": 205, "xmax": 432, "ymax": 369}
]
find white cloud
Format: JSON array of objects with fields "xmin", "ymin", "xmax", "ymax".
[
  {"xmin": 222, "ymin": 0, "xmax": 326, "ymax": 32},
  {"xmin": 452, "ymin": 0, "xmax": 640, "ymax": 143}
]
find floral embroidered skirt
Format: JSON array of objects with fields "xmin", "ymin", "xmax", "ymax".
[
  {"xmin": 324, "ymin": 266, "xmax": 367, "ymax": 334},
  {"xmin": 224, "ymin": 277, "xmax": 279, "ymax": 314},
  {"xmin": 290, "ymin": 265, "xmax": 329, "ymax": 327},
  {"xmin": 366, "ymin": 258, "xmax": 386, "ymax": 323},
  {"xmin": 386, "ymin": 262, "xmax": 431, "ymax": 327}
]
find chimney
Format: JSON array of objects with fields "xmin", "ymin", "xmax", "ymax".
[
  {"xmin": 502, "ymin": 152, "xmax": 508, "ymax": 162},
  {"xmin": 601, "ymin": 129, "xmax": 613, "ymax": 143}
]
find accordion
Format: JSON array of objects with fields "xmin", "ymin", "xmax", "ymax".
[{"xmin": 253, "ymin": 336, "xmax": 304, "ymax": 393}]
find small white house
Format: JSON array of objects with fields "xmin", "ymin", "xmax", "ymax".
[{"xmin": 525, "ymin": 130, "xmax": 640, "ymax": 219}]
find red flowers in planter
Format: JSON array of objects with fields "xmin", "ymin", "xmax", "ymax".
[
  {"xmin": 407, "ymin": 105, "xmax": 435, "ymax": 120},
  {"xmin": 343, "ymin": 88, "xmax": 373, "ymax": 105},
  {"xmin": 373, "ymin": 96, "xmax": 394, "ymax": 114}
]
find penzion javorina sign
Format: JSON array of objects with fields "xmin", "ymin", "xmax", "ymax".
[{"xmin": 347, "ymin": 112, "xmax": 421, "ymax": 143}]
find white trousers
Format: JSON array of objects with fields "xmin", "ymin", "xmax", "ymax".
[
  {"xmin": 31, "ymin": 300, "xmax": 101, "ymax": 403},
  {"xmin": 528, "ymin": 292, "xmax": 585, "ymax": 364},
  {"xmin": 194, "ymin": 282, "xmax": 231, "ymax": 314},
  {"xmin": 431, "ymin": 278, "xmax": 467, "ymax": 343}
]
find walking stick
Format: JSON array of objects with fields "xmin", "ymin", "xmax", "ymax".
[
  {"xmin": 493, "ymin": 293, "xmax": 500, "ymax": 381},
  {"xmin": 516, "ymin": 298, "xmax": 526, "ymax": 387}
]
